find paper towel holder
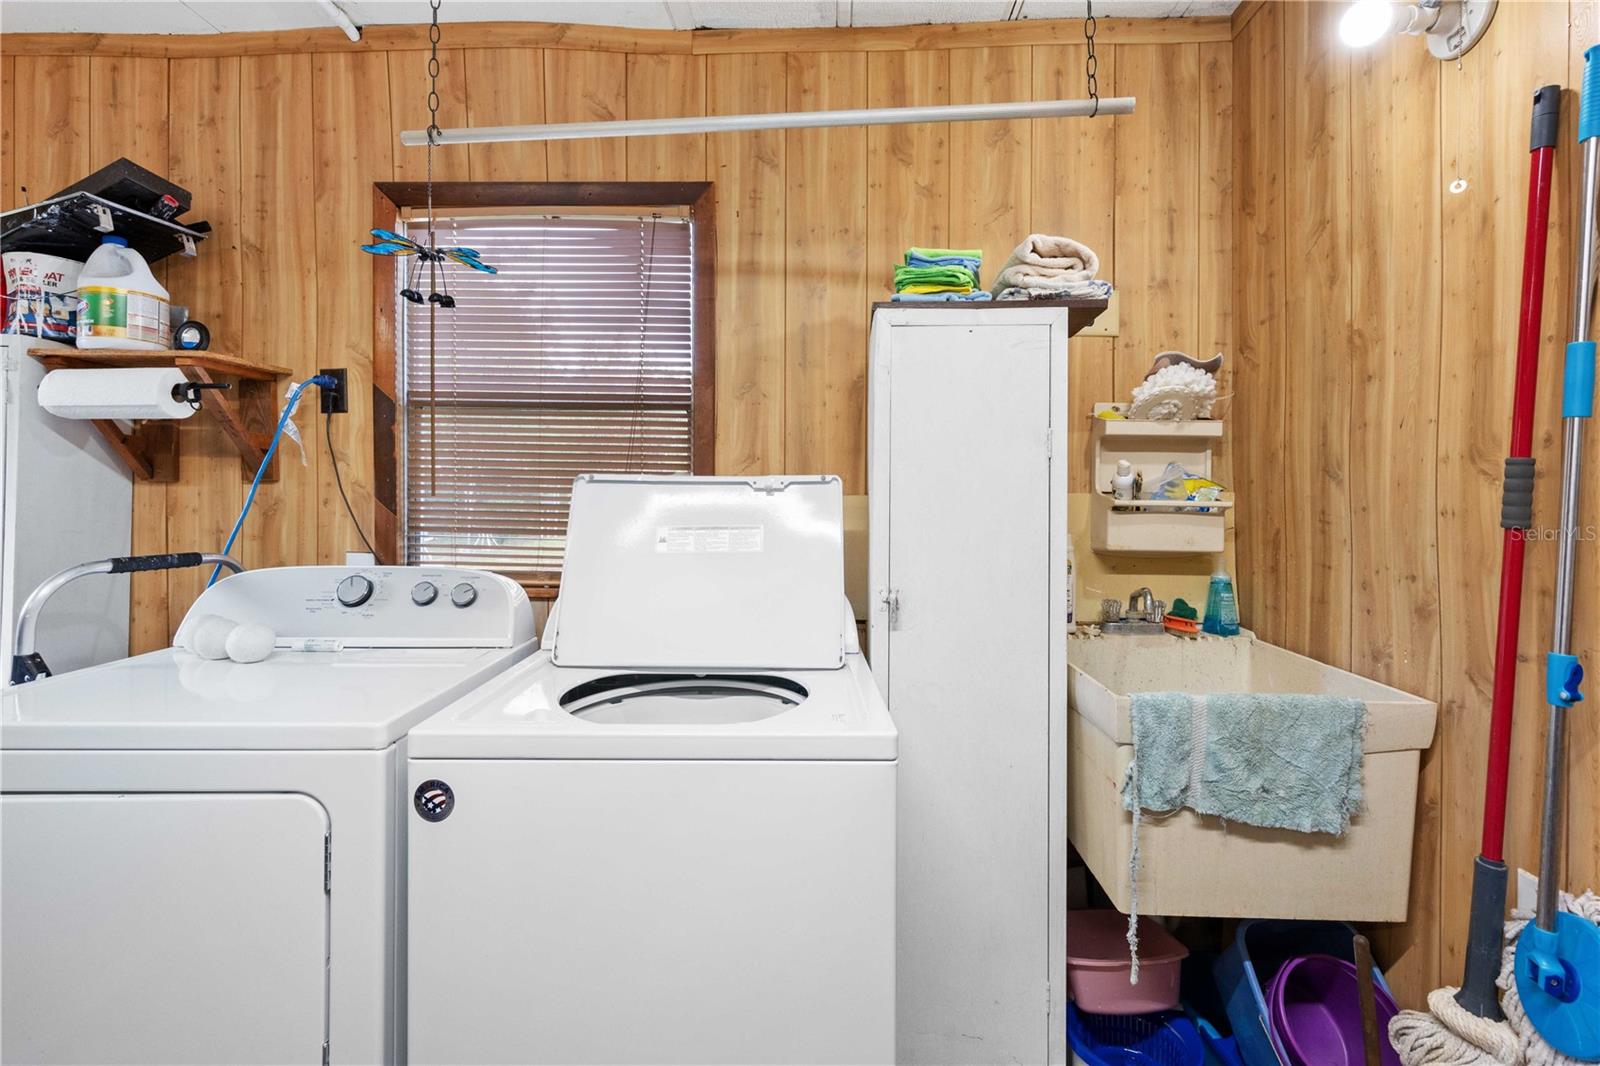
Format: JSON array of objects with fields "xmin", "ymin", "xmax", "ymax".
[{"xmin": 27, "ymin": 347, "xmax": 292, "ymax": 483}]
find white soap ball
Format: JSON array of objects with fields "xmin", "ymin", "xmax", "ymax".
[
  {"xmin": 225, "ymin": 623, "xmax": 276, "ymax": 664},
  {"xmin": 188, "ymin": 615, "xmax": 236, "ymax": 661}
]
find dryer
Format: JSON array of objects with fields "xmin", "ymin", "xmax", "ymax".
[
  {"xmin": 406, "ymin": 475, "xmax": 897, "ymax": 1066},
  {"xmin": 0, "ymin": 565, "xmax": 536, "ymax": 1065}
]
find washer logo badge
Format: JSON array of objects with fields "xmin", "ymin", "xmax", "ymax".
[{"xmin": 414, "ymin": 780, "xmax": 454, "ymax": 822}]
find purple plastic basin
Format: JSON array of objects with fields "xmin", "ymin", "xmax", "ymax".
[{"xmin": 1266, "ymin": 954, "xmax": 1401, "ymax": 1066}]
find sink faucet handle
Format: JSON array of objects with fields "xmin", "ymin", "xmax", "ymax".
[{"xmin": 1100, "ymin": 599, "xmax": 1125, "ymax": 624}]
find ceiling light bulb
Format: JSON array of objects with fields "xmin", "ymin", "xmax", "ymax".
[{"xmin": 1340, "ymin": 0, "xmax": 1395, "ymax": 47}]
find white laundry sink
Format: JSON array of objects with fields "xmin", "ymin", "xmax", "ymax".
[{"xmin": 1067, "ymin": 632, "xmax": 1437, "ymax": 921}]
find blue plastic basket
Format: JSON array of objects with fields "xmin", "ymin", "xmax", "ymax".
[
  {"xmin": 1212, "ymin": 920, "xmax": 1394, "ymax": 1066},
  {"xmin": 1069, "ymin": 1004, "xmax": 1207, "ymax": 1066}
]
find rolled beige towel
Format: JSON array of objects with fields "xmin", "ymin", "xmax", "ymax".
[{"xmin": 990, "ymin": 233, "xmax": 1102, "ymax": 294}]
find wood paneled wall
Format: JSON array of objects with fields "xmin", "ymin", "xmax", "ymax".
[
  {"xmin": 1232, "ymin": 0, "xmax": 1599, "ymax": 1007},
  {"xmin": 0, "ymin": 16, "xmax": 1232, "ymax": 643}
]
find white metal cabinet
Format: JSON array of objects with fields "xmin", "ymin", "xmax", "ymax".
[{"xmin": 868, "ymin": 306, "xmax": 1070, "ymax": 1066}]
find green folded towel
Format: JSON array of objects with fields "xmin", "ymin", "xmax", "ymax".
[{"xmin": 893, "ymin": 264, "xmax": 978, "ymax": 290}]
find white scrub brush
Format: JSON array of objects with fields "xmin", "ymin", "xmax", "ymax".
[{"xmin": 1127, "ymin": 351, "xmax": 1221, "ymax": 420}]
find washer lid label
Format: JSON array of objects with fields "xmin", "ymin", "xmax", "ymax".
[{"xmin": 655, "ymin": 525, "xmax": 764, "ymax": 554}]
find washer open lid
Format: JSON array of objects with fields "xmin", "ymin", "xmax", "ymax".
[{"xmin": 548, "ymin": 475, "xmax": 848, "ymax": 670}]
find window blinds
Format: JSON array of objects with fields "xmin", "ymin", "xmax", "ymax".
[{"xmin": 399, "ymin": 213, "xmax": 696, "ymax": 587}]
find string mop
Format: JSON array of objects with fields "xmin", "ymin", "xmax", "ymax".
[{"xmin": 1390, "ymin": 892, "xmax": 1600, "ymax": 1066}]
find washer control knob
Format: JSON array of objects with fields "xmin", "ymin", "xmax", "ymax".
[
  {"xmin": 336, "ymin": 574, "xmax": 374, "ymax": 608},
  {"xmin": 450, "ymin": 582, "xmax": 478, "ymax": 609},
  {"xmin": 411, "ymin": 581, "xmax": 439, "ymax": 606}
]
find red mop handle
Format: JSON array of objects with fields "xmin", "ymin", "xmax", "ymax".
[{"xmin": 1482, "ymin": 101, "xmax": 1560, "ymax": 863}]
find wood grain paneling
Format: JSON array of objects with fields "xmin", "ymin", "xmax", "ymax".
[
  {"xmin": 949, "ymin": 47, "xmax": 1031, "ymax": 290},
  {"xmin": 1113, "ymin": 43, "xmax": 1200, "ymax": 400},
  {"xmin": 389, "ymin": 47, "xmax": 469, "ymax": 183},
  {"xmin": 89, "ymin": 55, "xmax": 170, "ymax": 651},
  {"xmin": 1280, "ymin": 2, "xmax": 1352, "ymax": 671},
  {"xmin": 1348, "ymin": 29, "xmax": 1442, "ymax": 1002},
  {"xmin": 1, "ymin": 56, "xmax": 14, "ymax": 211},
  {"xmin": 1032, "ymin": 44, "xmax": 1116, "ymax": 493},
  {"xmin": 625, "ymin": 53, "xmax": 707, "ymax": 182},
  {"xmin": 314, "ymin": 50, "xmax": 393, "ymax": 565},
  {"xmin": 1231, "ymin": 2, "xmax": 1285, "ymax": 636},
  {"xmin": 464, "ymin": 49, "xmax": 548, "ymax": 182},
  {"xmin": 166, "ymin": 56, "xmax": 244, "ymax": 643},
  {"xmin": 1232, "ymin": 0, "xmax": 1596, "ymax": 1009},
  {"xmin": 866, "ymin": 50, "xmax": 950, "ymax": 302},
  {"xmin": 0, "ymin": 16, "xmax": 1229, "ymax": 61},
  {"xmin": 707, "ymin": 52, "xmax": 787, "ymax": 477},
  {"xmin": 1438, "ymin": 0, "xmax": 1572, "ymax": 996},
  {"xmin": 543, "ymin": 50, "xmax": 627, "ymax": 181},
  {"xmin": 12, "ymin": 55, "xmax": 90, "ymax": 204},
  {"xmin": 239, "ymin": 53, "xmax": 318, "ymax": 571},
  {"xmin": 784, "ymin": 51, "xmax": 868, "ymax": 492}
]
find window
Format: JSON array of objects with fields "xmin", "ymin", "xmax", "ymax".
[{"xmin": 377, "ymin": 185, "xmax": 714, "ymax": 595}]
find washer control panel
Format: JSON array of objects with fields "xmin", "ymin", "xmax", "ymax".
[{"xmin": 175, "ymin": 566, "xmax": 537, "ymax": 648}]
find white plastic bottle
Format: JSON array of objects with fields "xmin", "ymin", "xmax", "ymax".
[
  {"xmin": 1111, "ymin": 459, "xmax": 1137, "ymax": 501},
  {"xmin": 76, "ymin": 235, "xmax": 171, "ymax": 350}
]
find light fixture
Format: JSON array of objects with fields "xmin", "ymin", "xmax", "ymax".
[
  {"xmin": 1338, "ymin": 0, "xmax": 1497, "ymax": 60},
  {"xmin": 400, "ymin": 96, "xmax": 1135, "ymax": 148}
]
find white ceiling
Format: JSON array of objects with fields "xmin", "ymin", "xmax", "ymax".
[{"xmin": 0, "ymin": 0, "xmax": 1238, "ymax": 35}]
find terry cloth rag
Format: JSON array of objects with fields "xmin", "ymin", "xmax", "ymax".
[
  {"xmin": 989, "ymin": 233, "xmax": 1102, "ymax": 295},
  {"xmin": 891, "ymin": 291, "xmax": 993, "ymax": 302},
  {"xmin": 905, "ymin": 247, "xmax": 983, "ymax": 272},
  {"xmin": 1117, "ymin": 691, "xmax": 1366, "ymax": 980},
  {"xmin": 996, "ymin": 280, "xmax": 1113, "ymax": 301},
  {"xmin": 894, "ymin": 264, "xmax": 978, "ymax": 291}
]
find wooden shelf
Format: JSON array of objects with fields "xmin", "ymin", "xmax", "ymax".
[
  {"xmin": 29, "ymin": 348, "xmax": 293, "ymax": 484},
  {"xmin": 871, "ymin": 295, "xmax": 1111, "ymax": 337}
]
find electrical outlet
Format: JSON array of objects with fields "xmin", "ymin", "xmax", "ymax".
[{"xmin": 319, "ymin": 367, "xmax": 348, "ymax": 414}]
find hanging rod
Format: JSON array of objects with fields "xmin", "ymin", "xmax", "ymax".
[{"xmin": 399, "ymin": 96, "xmax": 1136, "ymax": 147}]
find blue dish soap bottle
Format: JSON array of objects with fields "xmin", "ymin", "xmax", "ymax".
[{"xmin": 1202, "ymin": 558, "xmax": 1240, "ymax": 636}]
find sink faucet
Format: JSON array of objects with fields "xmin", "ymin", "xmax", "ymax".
[{"xmin": 1099, "ymin": 587, "xmax": 1167, "ymax": 634}]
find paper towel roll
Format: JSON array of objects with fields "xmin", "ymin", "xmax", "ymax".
[{"xmin": 37, "ymin": 367, "xmax": 197, "ymax": 421}]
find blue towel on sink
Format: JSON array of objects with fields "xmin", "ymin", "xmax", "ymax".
[
  {"xmin": 1114, "ymin": 691, "xmax": 1366, "ymax": 984},
  {"xmin": 1121, "ymin": 691, "xmax": 1366, "ymax": 834}
]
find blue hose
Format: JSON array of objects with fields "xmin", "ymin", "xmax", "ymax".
[{"xmin": 207, "ymin": 376, "xmax": 336, "ymax": 586}]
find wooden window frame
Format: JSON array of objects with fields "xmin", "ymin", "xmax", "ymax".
[{"xmin": 370, "ymin": 181, "xmax": 716, "ymax": 596}]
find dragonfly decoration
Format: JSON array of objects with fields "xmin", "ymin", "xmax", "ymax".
[{"xmin": 360, "ymin": 228, "xmax": 497, "ymax": 308}]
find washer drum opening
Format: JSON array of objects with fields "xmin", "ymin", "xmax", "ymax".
[{"xmin": 560, "ymin": 673, "xmax": 809, "ymax": 725}]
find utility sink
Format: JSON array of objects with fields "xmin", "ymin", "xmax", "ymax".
[{"xmin": 1067, "ymin": 632, "xmax": 1437, "ymax": 922}]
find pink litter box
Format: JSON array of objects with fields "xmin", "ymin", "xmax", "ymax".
[{"xmin": 1067, "ymin": 909, "xmax": 1189, "ymax": 1015}]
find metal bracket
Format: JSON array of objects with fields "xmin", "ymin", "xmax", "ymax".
[
  {"xmin": 179, "ymin": 233, "xmax": 197, "ymax": 257},
  {"xmin": 88, "ymin": 202, "xmax": 113, "ymax": 233},
  {"xmin": 880, "ymin": 589, "xmax": 901, "ymax": 629}
]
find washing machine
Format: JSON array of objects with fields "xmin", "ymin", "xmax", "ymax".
[
  {"xmin": 406, "ymin": 474, "xmax": 897, "ymax": 1066},
  {"xmin": 0, "ymin": 565, "xmax": 536, "ymax": 1066}
]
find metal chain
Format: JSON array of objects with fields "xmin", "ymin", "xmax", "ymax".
[
  {"xmin": 425, "ymin": 0, "xmax": 441, "ymax": 248},
  {"xmin": 425, "ymin": 0, "xmax": 442, "ymax": 493},
  {"xmin": 626, "ymin": 214, "xmax": 662, "ymax": 474},
  {"xmin": 1084, "ymin": 0, "xmax": 1099, "ymax": 118}
]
